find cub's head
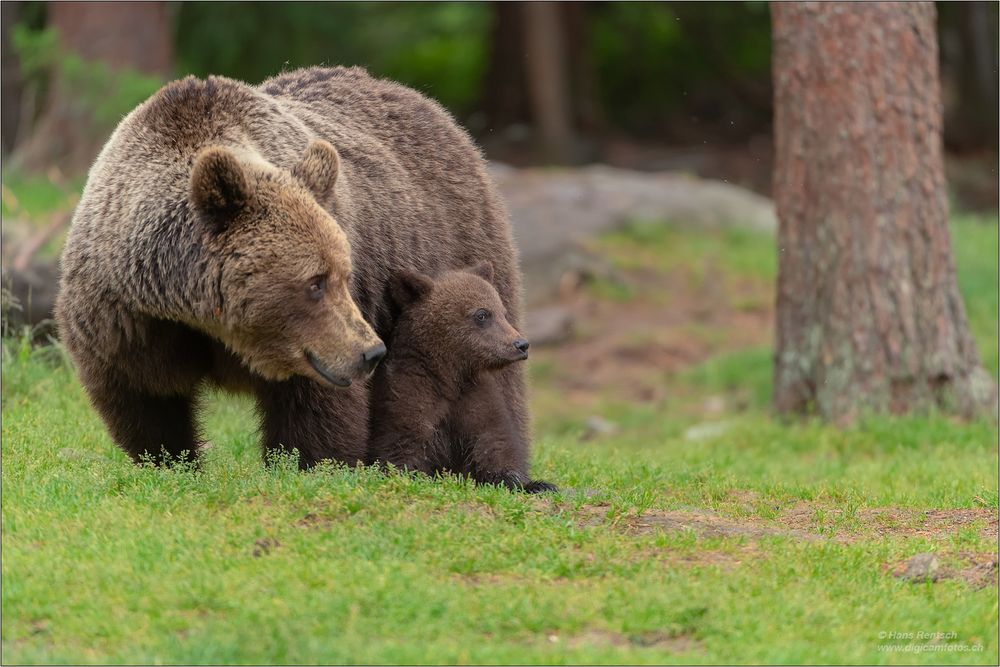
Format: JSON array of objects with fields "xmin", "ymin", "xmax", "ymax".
[
  {"xmin": 388, "ymin": 262, "xmax": 529, "ymax": 373},
  {"xmin": 190, "ymin": 140, "xmax": 384, "ymax": 387}
]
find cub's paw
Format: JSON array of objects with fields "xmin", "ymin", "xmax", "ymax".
[
  {"xmin": 480, "ymin": 471, "xmax": 558, "ymax": 494},
  {"xmin": 524, "ymin": 479, "xmax": 559, "ymax": 494},
  {"xmin": 476, "ymin": 470, "xmax": 528, "ymax": 491},
  {"xmin": 497, "ymin": 470, "xmax": 529, "ymax": 491}
]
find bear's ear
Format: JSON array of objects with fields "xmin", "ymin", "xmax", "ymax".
[
  {"xmin": 190, "ymin": 146, "xmax": 251, "ymax": 232},
  {"xmin": 467, "ymin": 260, "xmax": 494, "ymax": 284},
  {"xmin": 292, "ymin": 140, "xmax": 340, "ymax": 202},
  {"xmin": 389, "ymin": 269, "xmax": 434, "ymax": 309}
]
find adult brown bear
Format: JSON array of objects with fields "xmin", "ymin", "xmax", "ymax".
[{"xmin": 56, "ymin": 66, "xmax": 543, "ymax": 490}]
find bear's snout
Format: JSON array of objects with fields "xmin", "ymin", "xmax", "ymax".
[
  {"xmin": 361, "ymin": 342, "xmax": 387, "ymax": 373},
  {"xmin": 512, "ymin": 337, "xmax": 530, "ymax": 360}
]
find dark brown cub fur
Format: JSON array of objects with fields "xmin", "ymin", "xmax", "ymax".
[{"xmin": 369, "ymin": 262, "xmax": 556, "ymax": 493}]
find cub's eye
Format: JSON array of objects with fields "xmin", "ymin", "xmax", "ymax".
[
  {"xmin": 474, "ymin": 309, "xmax": 491, "ymax": 324},
  {"xmin": 308, "ymin": 275, "xmax": 328, "ymax": 301}
]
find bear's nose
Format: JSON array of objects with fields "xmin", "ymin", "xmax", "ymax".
[
  {"xmin": 361, "ymin": 342, "xmax": 387, "ymax": 372},
  {"xmin": 513, "ymin": 338, "xmax": 530, "ymax": 353}
]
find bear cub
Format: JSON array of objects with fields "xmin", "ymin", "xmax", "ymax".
[{"xmin": 368, "ymin": 261, "xmax": 556, "ymax": 493}]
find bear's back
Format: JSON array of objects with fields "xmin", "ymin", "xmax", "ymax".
[{"xmin": 259, "ymin": 67, "xmax": 519, "ymax": 329}]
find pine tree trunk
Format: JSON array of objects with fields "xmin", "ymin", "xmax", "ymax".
[
  {"xmin": 481, "ymin": 2, "xmax": 530, "ymax": 132},
  {"xmin": 770, "ymin": 2, "xmax": 996, "ymax": 422},
  {"xmin": 522, "ymin": 1, "xmax": 575, "ymax": 164}
]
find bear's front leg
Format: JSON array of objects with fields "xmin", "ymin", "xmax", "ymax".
[
  {"xmin": 255, "ymin": 376, "xmax": 369, "ymax": 469},
  {"xmin": 88, "ymin": 382, "xmax": 202, "ymax": 465},
  {"xmin": 369, "ymin": 418, "xmax": 450, "ymax": 476},
  {"xmin": 454, "ymin": 376, "xmax": 557, "ymax": 493}
]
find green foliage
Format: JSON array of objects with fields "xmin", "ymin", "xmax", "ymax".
[
  {"xmin": 9, "ymin": 24, "xmax": 59, "ymax": 79},
  {"xmin": 174, "ymin": 3, "xmax": 491, "ymax": 117},
  {"xmin": 170, "ymin": 2, "xmax": 774, "ymax": 134},
  {"xmin": 591, "ymin": 2, "xmax": 772, "ymax": 136},
  {"xmin": 11, "ymin": 25, "xmax": 164, "ymax": 131},
  {"xmin": 59, "ymin": 53, "xmax": 163, "ymax": 127}
]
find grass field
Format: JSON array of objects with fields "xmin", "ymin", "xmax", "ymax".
[{"xmin": 2, "ymin": 214, "xmax": 998, "ymax": 664}]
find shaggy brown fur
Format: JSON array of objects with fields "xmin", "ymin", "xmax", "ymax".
[
  {"xmin": 369, "ymin": 263, "xmax": 556, "ymax": 492},
  {"xmin": 56, "ymin": 67, "xmax": 534, "ymax": 474}
]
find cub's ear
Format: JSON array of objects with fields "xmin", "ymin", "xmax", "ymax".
[
  {"xmin": 467, "ymin": 260, "xmax": 494, "ymax": 284},
  {"xmin": 293, "ymin": 139, "xmax": 340, "ymax": 202},
  {"xmin": 389, "ymin": 269, "xmax": 434, "ymax": 309},
  {"xmin": 190, "ymin": 146, "xmax": 251, "ymax": 232}
]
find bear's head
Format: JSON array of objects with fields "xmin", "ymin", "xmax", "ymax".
[
  {"xmin": 190, "ymin": 140, "xmax": 385, "ymax": 387},
  {"xmin": 388, "ymin": 261, "xmax": 529, "ymax": 374}
]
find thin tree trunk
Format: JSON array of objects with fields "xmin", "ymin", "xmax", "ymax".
[
  {"xmin": 561, "ymin": 1, "xmax": 603, "ymax": 135},
  {"xmin": 522, "ymin": 1, "xmax": 575, "ymax": 164},
  {"xmin": 481, "ymin": 2, "xmax": 530, "ymax": 132},
  {"xmin": 771, "ymin": 2, "xmax": 996, "ymax": 422}
]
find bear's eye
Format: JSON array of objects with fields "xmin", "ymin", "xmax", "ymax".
[
  {"xmin": 474, "ymin": 309, "xmax": 491, "ymax": 325},
  {"xmin": 308, "ymin": 275, "xmax": 328, "ymax": 301}
]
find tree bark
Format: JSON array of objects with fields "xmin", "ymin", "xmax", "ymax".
[
  {"xmin": 522, "ymin": 1, "xmax": 575, "ymax": 164},
  {"xmin": 561, "ymin": 1, "xmax": 603, "ymax": 135},
  {"xmin": 13, "ymin": 1, "xmax": 173, "ymax": 174},
  {"xmin": 481, "ymin": 2, "xmax": 530, "ymax": 132},
  {"xmin": 771, "ymin": 2, "xmax": 996, "ymax": 422}
]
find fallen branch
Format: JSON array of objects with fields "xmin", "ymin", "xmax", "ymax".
[{"xmin": 11, "ymin": 205, "xmax": 74, "ymax": 273}]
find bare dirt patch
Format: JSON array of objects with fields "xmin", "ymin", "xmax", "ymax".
[
  {"xmin": 251, "ymin": 537, "xmax": 280, "ymax": 558},
  {"xmin": 570, "ymin": 503, "xmax": 998, "ymax": 586},
  {"xmin": 532, "ymin": 290, "xmax": 772, "ymax": 412},
  {"xmin": 545, "ymin": 629, "xmax": 701, "ymax": 653},
  {"xmin": 885, "ymin": 551, "xmax": 998, "ymax": 589},
  {"xmin": 780, "ymin": 505, "xmax": 998, "ymax": 543},
  {"xmin": 663, "ymin": 544, "xmax": 765, "ymax": 570},
  {"xmin": 572, "ymin": 503, "xmax": 998, "ymax": 545},
  {"xmin": 452, "ymin": 572, "xmax": 531, "ymax": 587},
  {"xmin": 297, "ymin": 512, "xmax": 336, "ymax": 530}
]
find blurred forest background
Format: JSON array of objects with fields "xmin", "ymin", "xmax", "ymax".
[
  {"xmin": 0, "ymin": 1, "xmax": 997, "ymax": 421},
  {"xmin": 1, "ymin": 1, "xmax": 997, "ymax": 204}
]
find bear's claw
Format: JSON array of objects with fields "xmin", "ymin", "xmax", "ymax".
[{"xmin": 524, "ymin": 479, "xmax": 559, "ymax": 494}]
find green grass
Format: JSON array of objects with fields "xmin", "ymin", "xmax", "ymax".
[
  {"xmin": 952, "ymin": 215, "xmax": 1000, "ymax": 376},
  {"xmin": 0, "ymin": 171, "xmax": 82, "ymax": 224},
  {"xmin": 594, "ymin": 220, "xmax": 777, "ymax": 282},
  {"xmin": 2, "ymin": 216, "xmax": 997, "ymax": 664}
]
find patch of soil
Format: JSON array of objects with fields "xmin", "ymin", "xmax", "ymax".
[
  {"xmin": 297, "ymin": 512, "xmax": 336, "ymax": 530},
  {"xmin": 552, "ymin": 629, "xmax": 700, "ymax": 653},
  {"xmin": 572, "ymin": 502, "xmax": 998, "ymax": 587},
  {"xmin": 885, "ymin": 551, "xmax": 998, "ymax": 589},
  {"xmin": 665, "ymin": 544, "xmax": 764, "ymax": 570},
  {"xmin": 626, "ymin": 509, "xmax": 816, "ymax": 541},
  {"xmin": 252, "ymin": 537, "xmax": 280, "ymax": 557},
  {"xmin": 780, "ymin": 505, "xmax": 998, "ymax": 543},
  {"xmin": 572, "ymin": 503, "xmax": 998, "ymax": 545},
  {"xmin": 452, "ymin": 572, "xmax": 531, "ymax": 587},
  {"xmin": 532, "ymin": 275, "xmax": 773, "ymax": 411}
]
